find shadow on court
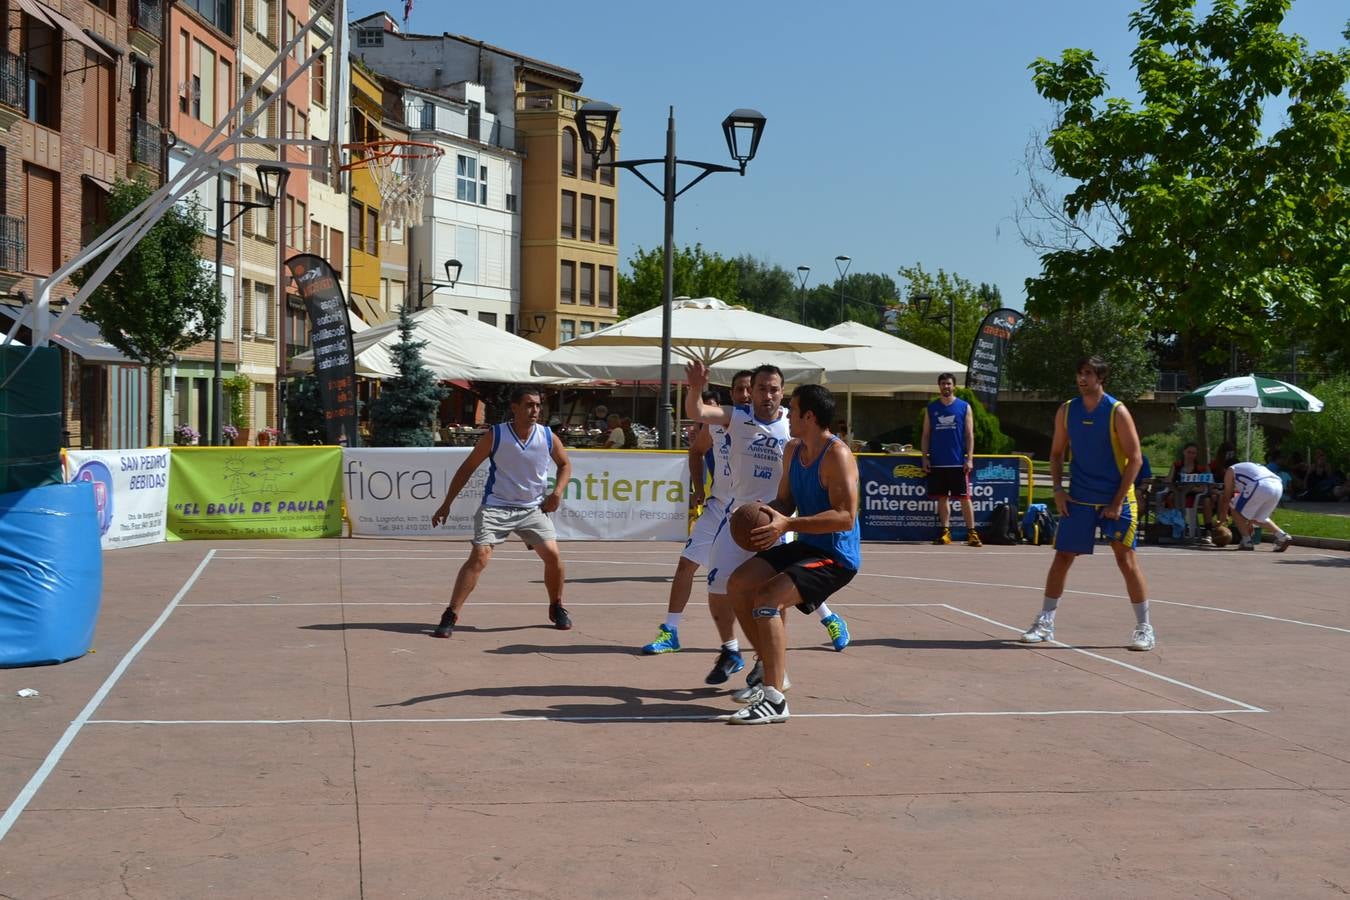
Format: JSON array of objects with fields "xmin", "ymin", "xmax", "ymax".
[{"xmin": 298, "ymin": 622, "xmax": 544, "ymax": 636}]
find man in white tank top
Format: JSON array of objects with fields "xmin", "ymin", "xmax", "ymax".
[
  {"xmin": 1218, "ymin": 460, "xmax": 1293, "ymax": 551},
  {"xmin": 640, "ymin": 373, "xmax": 752, "ymax": 655},
  {"xmin": 685, "ymin": 361, "xmax": 852, "ymax": 689},
  {"xmin": 430, "ymin": 386, "xmax": 572, "ymax": 638}
]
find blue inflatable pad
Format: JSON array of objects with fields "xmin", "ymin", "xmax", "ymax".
[{"xmin": 0, "ymin": 482, "xmax": 103, "ymax": 667}]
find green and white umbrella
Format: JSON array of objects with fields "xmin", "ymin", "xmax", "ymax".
[
  {"xmin": 1178, "ymin": 374, "xmax": 1323, "ymax": 458},
  {"xmin": 1178, "ymin": 374, "xmax": 1323, "ymax": 413}
]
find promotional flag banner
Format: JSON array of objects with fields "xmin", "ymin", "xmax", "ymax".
[
  {"xmin": 166, "ymin": 446, "xmax": 343, "ymax": 540},
  {"xmin": 965, "ymin": 308, "xmax": 1024, "ymax": 411},
  {"xmin": 285, "ymin": 253, "xmax": 359, "ymax": 446}
]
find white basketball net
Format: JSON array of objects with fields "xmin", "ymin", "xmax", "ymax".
[{"xmin": 361, "ymin": 144, "xmax": 444, "ymax": 229}]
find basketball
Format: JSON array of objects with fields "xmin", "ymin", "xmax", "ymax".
[
  {"xmin": 1213, "ymin": 524, "xmax": 1233, "ymax": 547},
  {"xmin": 730, "ymin": 502, "xmax": 773, "ymax": 551}
]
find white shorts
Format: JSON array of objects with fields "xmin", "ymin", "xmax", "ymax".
[
  {"xmin": 681, "ymin": 495, "xmax": 728, "ymax": 568},
  {"xmin": 474, "ymin": 504, "xmax": 556, "ymax": 548},
  {"xmin": 705, "ymin": 501, "xmax": 785, "ymax": 595},
  {"xmin": 1234, "ymin": 477, "xmax": 1282, "ymax": 524}
]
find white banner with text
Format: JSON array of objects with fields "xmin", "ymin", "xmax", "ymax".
[
  {"xmin": 342, "ymin": 448, "xmax": 690, "ymax": 541},
  {"xmin": 64, "ymin": 448, "xmax": 172, "ymax": 549}
]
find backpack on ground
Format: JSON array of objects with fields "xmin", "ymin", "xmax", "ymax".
[
  {"xmin": 984, "ymin": 501, "xmax": 1020, "ymax": 545},
  {"xmin": 1023, "ymin": 503, "xmax": 1057, "ymax": 546}
]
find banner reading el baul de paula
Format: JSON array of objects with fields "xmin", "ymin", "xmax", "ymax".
[
  {"xmin": 166, "ymin": 446, "xmax": 343, "ymax": 539},
  {"xmin": 285, "ymin": 253, "xmax": 359, "ymax": 446}
]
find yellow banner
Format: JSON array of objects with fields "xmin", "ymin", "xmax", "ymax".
[{"xmin": 166, "ymin": 446, "xmax": 343, "ymax": 540}]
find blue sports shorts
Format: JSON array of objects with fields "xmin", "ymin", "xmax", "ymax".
[{"xmin": 1054, "ymin": 497, "xmax": 1137, "ymax": 555}]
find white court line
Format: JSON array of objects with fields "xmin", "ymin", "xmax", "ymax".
[
  {"xmin": 1148, "ymin": 599, "xmax": 1350, "ymax": 635},
  {"xmin": 178, "ymin": 600, "xmax": 954, "ymax": 608},
  {"xmin": 0, "ymin": 550, "xmax": 216, "ymax": 844},
  {"xmin": 940, "ymin": 604, "xmax": 1264, "ymax": 712},
  {"xmin": 85, "ymin": 707, "xmax": 1261, "ymax": 726}
]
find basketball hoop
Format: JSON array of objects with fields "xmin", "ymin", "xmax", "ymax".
[{"xmin": 341, "ymin": 140, "xmax": 445, "ymax": 229}]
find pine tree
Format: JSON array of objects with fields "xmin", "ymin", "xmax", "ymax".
[
  {"xmin": 284, "ymin": 375, "xmax": 327, "ymax": 444},
  {"xmin": 368, "ymin": 305, "xmax": 446, "ymax": 447}
]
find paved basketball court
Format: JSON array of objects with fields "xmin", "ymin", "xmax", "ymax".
[{"xmin": 2, "ymin": 537, "xmax": 1348, "ymax": 898}]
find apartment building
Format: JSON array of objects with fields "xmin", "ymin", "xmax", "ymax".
[
  {"xmin": 349, "ymin": 12, "xmax": 618, "ymax": 349},
  {"xmin": 0, "ymin": 0, "xmax": 166, "ymax": 448},
  {"xmin": 346, "ymin": 60, "xmax": 382, "ymax": 323}
]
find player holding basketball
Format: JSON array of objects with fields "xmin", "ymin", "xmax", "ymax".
[
  {"xmin": 639, "ymin": 374, "xmax": 752, "ymax": 655},
  {"xmin": 685, "ymin": 362, "xmax": 851, "ymax": 687},
  {"xmin": 1020, "ymin": 356, "xmax": 1156, "ymax": 651},
  {"xmin": 1217, "ymin": 461, "xmax": 1294, "ymax": 552},
  {"xmin": 429, "ymin": 386, "xmax": 572, "ymax": 638},
  {"xmin": 724, "ymin": 384, "xmax": 861, "ymax": 724}
]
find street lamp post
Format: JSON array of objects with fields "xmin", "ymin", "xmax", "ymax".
[
  {"xmin": 834, "ymin": 255, "xmax": 852, "ymax": 324},
  {"xmin": 213, "ymin": 164, "xmax": 288, "ymax": 446},
  {"xmin": 796, "ymin": 265, "xmax": 811, "ymax": 324},
  {"xmin": 411, "ymin": 258, "xmax": 462, "ymax": 310},
  {"xmin": 575, "ymin": 102, "xmax": 766, "ymax": 449}
]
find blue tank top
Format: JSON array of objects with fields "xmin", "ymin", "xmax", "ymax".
[
  {"xmin": 926, "ymin": 397, "xmax": 969, "ymax": 467},
  {"xmin": 1064, "ymin": 393, "xmax": 1136, "ymax": 506},
  {"xmin": 788, "ymin": 437, "xmax": 861, "ymax": 570}
]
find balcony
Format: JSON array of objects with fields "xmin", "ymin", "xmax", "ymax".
[
  {"xmin": 132, "ymin": 116, "xmax": 162, "ymax": 168},
  {"xmin": 0, "ymin": 214, "xmax": 26, "ymax": 273},
  {"xmin": 403, "ymin": 102, "xmax": 523, "ymax": 154},
  {"xmin": 129, "ymin": 0, "xmax": 162, "ymax": 56},
  {"xmin": 0, "ymin": 49, "xmax": 25, "ymax": 130}
]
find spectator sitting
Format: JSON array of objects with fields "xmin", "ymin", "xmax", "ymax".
[
  {"xmin": 602, "ymin": 413, "xmax": 626, "ymax": 449},
  {"xmin": 620, "ymin": 416, "xmax": 639, "ymax": 449},
  {"xmin": 1166, "ymin": 442, "xmax": 1216, "ymax": 539},
  {"xmin": 1299, "ymin": 448, "xmax": 1344, "ymax": 502},
  {"xmin": 1210, "ymin": 441, "xmax": 1239, "ymax": 482},
  {"xmin": 1264, "ymin": 452, "xmax": 1294, "ymax": 493}
]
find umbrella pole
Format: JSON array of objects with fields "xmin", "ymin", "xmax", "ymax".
[
  {"xmin": 1245, "ymin": 409, "xmax": 1252, "ymax": 460},
  {"xmin": 847, "ymin": 390, "xmax": 853, "ymax": 443}
]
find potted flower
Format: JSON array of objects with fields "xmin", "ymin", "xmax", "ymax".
[
  {"xmin": 258, "ymin": 426, "xmax": 281, "ymax": 447},
  {"xmin": 222, "ymin": 423, "xmax": 240, "ymax": 445},
  {"xmin": 173, "ymin": 424, "xmax": 199, "ymax": 446}
]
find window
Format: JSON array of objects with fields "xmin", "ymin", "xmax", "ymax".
[
  {"xmin": 182, "ymin": 0, "xmax": 234, "ymax": 36},
  {"xmin": 240, "ymin": 185, "xmax": 254, "ymax": 235},
  {"xmin": 194, "ymin": 40, "xmax": 215, "ymax": 124},
  {"xmin": 23, "ymin": 15, "xmax": 60, "ymax": 128},
  {"xmin": 559, "ymin": 261, "xmax": 574, "ymax": 304},
  {"xmin": 456, "ymin": 155, "xmax": 480, "ymax": 203},
  {"xmin": 81, "ymin": 180, "xmax": 110, "ymax": 247},
  {"xmin": 256, "ymin": 89, "xmax": 273, "ymax": 138},
  {"xmin": 581, "ymin": 143, "xmax": 594, "ymax": 181},
  {"xmin": 241, "ymin": 76, "xmax": 254, "ymax": 134},
  {"xmin": 218, "ymin": 58, "xmax": 232, "ymax": 125},
  {"xmin": 479, "ymin": 165, "xmax": 488, "ymax": 205},
  {"xmin": 82, "ymin": 58, "xmax": 116, "ymax": 152},
  {"xmin": 478, "ymin": 312, "xmax": 497, "ymax": 327},
  {"xmin": 356, "ymin": 27, "xmax": 383, "ymax": 47},
  {"xmin": 255, "ymin": 0, "xmax": 275, "ymax": 42},
  {"xmin": 366, "ymin": 207, "xmax": 378, "ymax": 255},
  {"xmin": 579, "ymin": 194, "xmax": 595, "ymax": 242},
  {"xmin": 349, "ymin": 202, "xmax": 363, "ymax": 250},
  {"xmin": 598, "ymin": 266, "xmax": 614, "ymax": 308},
  {"xmin": 285, "ymin": 13, "xmax": 298, "ymax": 59},
  {"xmin": 560, "ymin": 191, "xmax": 576, "ymax": 239},
  {"xmin": 286, "ymin": 296, "xmax": 308, "ymax": 350},
  {"xmin": 311, "ymin": 141, "xmax": 329, "ymax": 186},
  {"xmin": 561, "ymin": 128, "xmax": 577, "ymax": 177},
  {"xmin": 579, "ymin": 263, "xmax": 595, "ymax": 306},
  {"xmin": 310, "ymin": 220, "xmax": 322, "ymax": 255},
  {"xmin": 560, "ymin": 319, "xmax": 576, "ymax": 343},
  {"xmin": 506, "ymin": 193, "xmax": 517, "ymax": 212},
  {"xmin": 329, "ymin": 228, "xmax": 343, "ymax": 276},
  {"xmin": 419, "ymin": 100, "xmax": 435, "ymax": 131},
  {"xmin": 599, "ymin": 198, "xmax": 614, "ymax": 244},
  {"xmin": 579, "ymin": 320, "xmax": 595, "ymax": 335},
  {"xmin": 599, "ymin": 144, "xmax": 615, "ymax": 185},
  {"xmin": 311, "ymin": 51, "xmax": 327, "ymax": 106},
  {"xmin": 253, "ymin": 282, "xmax": 273, "ymax": 337}
]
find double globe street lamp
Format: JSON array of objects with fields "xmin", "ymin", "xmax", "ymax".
[{"xmin": 575, "ymin": 101, "xmax": 766, "ymax": 449}]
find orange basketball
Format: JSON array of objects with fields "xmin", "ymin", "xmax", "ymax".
[
  {"xmin": 1213, "ymin": 524, "xmax": 1233, "ymax": 547},
  {"xmin": 730, "ymin": 502, "xmax": 773, "ymax": 551}
]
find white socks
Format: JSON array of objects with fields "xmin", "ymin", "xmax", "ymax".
[
  {"xmin": 664, "ymin": 612, "xmax": 683, "ymax": 630},
  {"xmin": 815, "ymin": 603, "xmax": 834, "ymax": 621},
  {"xmin": 1133, "ymin": 600, "xmax": 1150, "ymax": 626}
]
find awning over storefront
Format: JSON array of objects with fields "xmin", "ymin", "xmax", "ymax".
[
  {"xmin": 349, "ymin": 294, "xmax": 392, "ymax": 326},
  {"xmin": 0, "ymin": 305, "xmax": 138, "ymax": 365},
  {"xmin": 17, "ymin": 0, "xmax": 117, "ymax": 63}
]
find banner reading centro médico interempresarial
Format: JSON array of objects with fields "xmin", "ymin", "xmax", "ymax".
[
  {"xmin": 858, "ymin": 454, "xmax": 1028, "ymax": 542},
  {"xmin": 342, "ymin": 448, "xmax": 690, "ymax": 540}
]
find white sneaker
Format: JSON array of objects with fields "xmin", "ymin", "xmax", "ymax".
[
  {"xmin": 1129, "ymin": 623, "xmax": 1156, "ymax": 651},
  {"xmin": 732, "ymin": 674, "xmax": 790, "ymax": 704},
  {"xmin": 1273, "ymin": 533, "xmax": 1293, "ymax": 553},
  {"xmin": 1020, "ymin": 615, "xmax": 1055, "ymax": 643},
  {"xmin": 726, "ymin": 693, "xmax": 789, "ymax": 725},
  {"xmin": 1238, "ymin": 541, "xmax": 1254, "ymax": 551}
]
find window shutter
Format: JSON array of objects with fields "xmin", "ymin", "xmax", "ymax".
[{"xmin": 24, "ymin": 165, "xmax": 59, "ymax": 275}]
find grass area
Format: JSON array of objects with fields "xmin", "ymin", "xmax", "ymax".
[{"xmin": 1269, "ymin": 508, "xmax": 1350, "ymax": 541}]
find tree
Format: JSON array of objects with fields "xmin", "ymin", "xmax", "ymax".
[
  {"xmin": 284, "ymin": 375, "xmax": 326, "ymax": 445},
  {"xmin": 76, "ymin": 178, "xmax": 219, "ymax": 439},
  {"xmin": 368, "ymin": 305, "xmax": 446, "ymax": 447},
  {"xmin": 1020, "ymin": 1, "xmax": 1350, "ymax": 382},
  {"xmin": 617, "ymin": 243, "xmax": 741, "ymax": 317},
  {"xmin": 889, "ymin": 264, "xmax": 996, "ymax": 362},
  {"xmin": 1279, "ymin": 374, "xmax": 1350, "ymax": 467},
  {"xmin": 1007, "ymin": 296, "xmax": 1160, "ymax": 402}
]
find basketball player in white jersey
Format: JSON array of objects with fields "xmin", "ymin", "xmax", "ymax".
[
  {"xmin": 639, "ymin": 373, "xmax": 753, "ymax": 655},
  {"xmin": 429, "ymin": 386, "xmax": 572, "ymax": 637},
  {"xmin": 685, "ymin": 362, "xmax": 851, "ymax": 687}
]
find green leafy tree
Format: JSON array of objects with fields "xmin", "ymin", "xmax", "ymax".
[
  {"xmin": 368, "ymin": 305, "xmax": 447, "ymax": 447},
  {"xmin": 617, "ymin": 243, "xmax": 741, "ymax": 317},
  {"xmin": 912, "ymin": 386, "xmax": 1015, "ymax": 454},
  {"xmin": 76, "ymin": 178, "xmax": 219, "ymax": 439},
  {"xmin": 284, "ymin": 375, "xmax": 326, "ymax": 444},
  {"xmin": 731, "ymin": 256, "xmax": 799, "ymax": 321},
  {"xmin": 1020, "ymin": 0, "xmax": 1350, "ymax": 382},
  {"xmin": 1279, "ymin": 374, "xmax": 1350, "ymax": 467},
  {"xmin": 1007, "ymin": 296, "xmax": 1160, "ymax": 402},
  {"xmin": 889, "ymin": 264, "xmax": 996, "ymax": 362}
]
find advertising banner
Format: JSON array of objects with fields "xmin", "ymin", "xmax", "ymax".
[
  {"xmin": 858, "ymin": 454, "xmax": 1025, "ymax": 542},
  {"xmin": 285, "ymin": 253, "xmax": 359, "ymax": 446},
  {"xmin": 64, "ymin": 448, "xmax": 172, "ymax": 549},
  {"xmin": 965, "ymin": 308, "xmax": 1024, "ymax": 411},
  {"xmin": 167, "ymin": 447, "xmax": 343, "ymax": 540},
  {"xmin": 343, "ymin": 448, "xmax": 689, "ymax": 541}
]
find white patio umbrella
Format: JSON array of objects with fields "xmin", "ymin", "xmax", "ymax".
[
  {"xmin": 1177, "ymin": 374, "xmax": 1324, "ymax": 457},
  {"xmin": 802, "ymin": 321, "xmax": 968, "ymax": 436},
  {"xmin": 291, "ymin": 306, "xmax": 571, "ymax": 383},
  {"xmin": 530, "ymin": 343, "xmax": 826, "ymax": 385}
]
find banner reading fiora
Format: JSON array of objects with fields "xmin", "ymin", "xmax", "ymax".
[
  {"xmin": 166, "ymin": 446, "xmax": 343, "ymax": 540},
  {"xmin": 285, "ymin": 253, "xmax": 359, "ymax": 446}
]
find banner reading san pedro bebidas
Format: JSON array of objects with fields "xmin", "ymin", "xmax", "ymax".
[
  {"xmin": 965, "ymin": 308, "xmax": 1024, "ymax": 411},
  {"xmin": 285, "ymin": 253, "xmax": 359, "ymax": 446}
]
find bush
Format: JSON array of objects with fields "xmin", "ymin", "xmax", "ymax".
[
  {"xmin": 1278, "ymin": 375, "xmax": 1350, "ymax": 469},
  {"xmin": 1140, "ymin": 412, "xmax": 1268, "ymax": 475},
  {"xmin": 912, "ymin": 387, "xmax": 1014, "ymax": 455}
]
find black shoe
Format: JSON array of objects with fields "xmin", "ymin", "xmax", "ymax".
[
  {"xmin": 432, "ymin": 608, "xmax": 457, "ymax": 639},
  {"xmin": 745, "ymin": 657, "xmax": 764, "ymax": 687},
  {"xmin": 704, "ymin": 647, "xmax": 745, "ymax": 685},
  {"xmin": 549, "ymin": 603, "xmax": 572, "ymax": 630}
]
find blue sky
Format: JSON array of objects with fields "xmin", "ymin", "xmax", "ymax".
[{"xmin": 350, "ymin": 0, "xmax": 1347, "ymax": 309}]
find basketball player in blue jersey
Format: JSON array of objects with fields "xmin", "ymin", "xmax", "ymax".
[
  {"xmin": 921, "ymin": 372, "xmax": 981, "ymax": 546},
  {"xmin": 429, "ymin": 386, "xmax": 572, "ymax": 638},
  {"xmin": 724, "ymin": 384, "xmax": 862, "ymax": 724},
  {"xmin": 640, "ymin": 374, "xmax": 753, "ymax": 655},
  {"xmin": 686, "ymin": 362, "xmax": 851, "ymax": 688},
  {"xmin": 1020, "ymin": 356, "xmax": 1156, "ymax": 651}
]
